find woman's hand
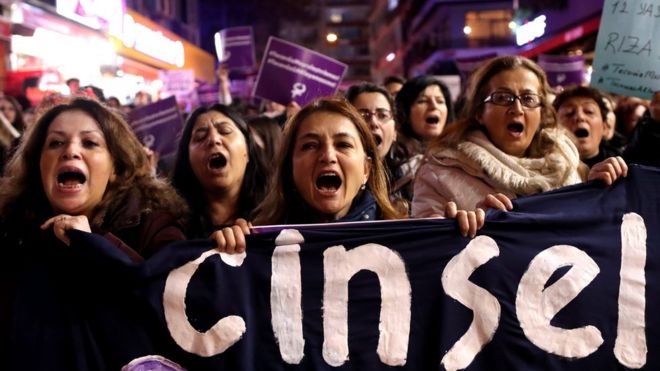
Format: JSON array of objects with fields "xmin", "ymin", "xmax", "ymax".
[
  {"xmin": 477, "ymin": 193, "xmax": 514, "ymax": 211},
  {"xmin": 210, "ymin": 218, "xmax": 252, "ymax": 254},
  {"xmin": 444, "ymin": 202, "xmax": 485, "ymax": 238},
  {"xmin": 588, "ymin": 156, "xmax": 628, "ymax": 186},
  {"xmin": 40, "ymin": 214, "xmax": 91, "ymax": 246}
]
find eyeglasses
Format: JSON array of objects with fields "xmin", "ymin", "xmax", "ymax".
[
  {"xmin": 483, "ymin": 92, "xmax": 543, "ymax": 108},
  {"xmin": 358, "ymin": 109, "xmax": 393, "ymax": 123}
]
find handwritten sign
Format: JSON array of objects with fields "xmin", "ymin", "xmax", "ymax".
[
  {"xmin": 592, "ymin": 0, "xmax": 660, "ymax": 99},
  {"xmin": 214, "ymin": 26, "xmax": 256, "ymax": 71},
  {"xmin": 253, "ymin": 37, "xmax": 347, "ymax": 106}
]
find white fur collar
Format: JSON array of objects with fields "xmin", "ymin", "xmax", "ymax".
[{"xmin": 429, "ymin": 129, "xmax": 582, "ymax": 195}]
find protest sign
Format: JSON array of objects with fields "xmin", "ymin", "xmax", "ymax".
[
  {"xmin": 538, "ymin": 54, "xmax": 585, "ymax": 88},
  {"xmin": 454, "ymin": 53, "xmax": 497, "ymax": 85},
  {"xmin": 214, "ymin": 26, "xmax": 256, "ymax": 71},
  {"xmin": 127, "ymin": 96, "xmax": 183, "ymax": 158},
  {"xmin": 21, "ymin": 165, "xmax": 658, "ymax": 370},
  {"xmin": 592, "ymin": 0, "xmax": 660, "ymax": 99},
  {"xmin": 253, "ymin": 37, "xmax": 347, "ymax": 106}
]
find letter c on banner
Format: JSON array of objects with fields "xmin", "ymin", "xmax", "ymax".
[{"xmin": 163, "ymin": 248, "xmax": 246, "ymax": 357}]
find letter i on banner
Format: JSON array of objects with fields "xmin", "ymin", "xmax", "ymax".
[{"xmin": 271, "ymin": 229, "xmax": 306, "ymax": 364}]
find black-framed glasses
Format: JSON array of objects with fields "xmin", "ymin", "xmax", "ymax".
[
  {"xmin": 358, "ymin": 109, "xmax": 393, "ymax": 122},
  {"xmin": 483, "ymin": 92, "xmax": 542, "ymax": 108}
]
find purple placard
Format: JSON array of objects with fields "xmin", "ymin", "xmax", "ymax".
[
  {"xmin": 538, "ymin": 54, "xmax": 585, "ymax": 89},
  {"xmin": 197, "ymin": 81, "xmax": 219, "ymax": 106},
  {"xmin": 214, "ymin": 26, "xmax": 256, "ymax": 71},
  {"xmin": 127, "ymin": 96, "xmax": 184, "ymax": 158},
  {"xmin": 253, "ymin": 37, "xmax": 347, "ymax": 107}
]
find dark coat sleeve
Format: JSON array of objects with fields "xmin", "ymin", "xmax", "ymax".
[
  {"xmin": 102, "ymin": 211, "xmax": 186, "ymax": 261},
  {"xmin": 623, "ymin": 111, "xmax": 660, "ymax": 167}
]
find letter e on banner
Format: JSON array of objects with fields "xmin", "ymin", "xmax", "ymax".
[{"xmin": 516, "ymin": 245, "xmax": 602, "ymax": 358}]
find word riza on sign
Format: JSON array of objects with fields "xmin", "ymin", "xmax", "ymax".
[{"xmin": 162, "ymin": 214, "xmax": 647, "ymax": 370}]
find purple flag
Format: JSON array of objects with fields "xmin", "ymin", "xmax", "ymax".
[
  {"xmin": 128, "ymin": 96, "xmax": 184, "ymax": 158},
  {"xmin": 214, "ymin": 26, "xmax": 256, "ymax": 71},
  {"xmin": 538, "ymin": 54, "xmax": 585, "ymax": 89},
  {"xmin": 253, "ymin": 37, "xmax": 347, "ymax": 107}
]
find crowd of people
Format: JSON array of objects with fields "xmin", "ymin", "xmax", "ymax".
[{"xmin": 0, "ymin": 54, "xmax": 657, "ymax": 368}]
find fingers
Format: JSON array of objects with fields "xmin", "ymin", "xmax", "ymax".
[
  {"xmin": 482, "ymin": 193, "xmax": 513, "ymax": 211},
  {"xmin": 211, "ymin": 225, "xmax": 247, "ymax": 255},
  {"xmin": 588, "ymin": 156, "xmax": 628, "ymax": 185},
  {"xmin": 40, "ymin": 215, "xmax": 92, "ymax": 246},
  {"xmin": 234, "ymin": 218, "xmax": 252, "ymax": 235},
  {"xmin": 444, "ymin": 201, "xmax": 457, "ymax": 218}
]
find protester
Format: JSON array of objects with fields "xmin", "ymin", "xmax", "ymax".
[
  {"xmin": 383, "ymin": 75, "xmax": 405, "ymax": 98},
  {"xmin": 247, "ymin": 115, "xmax": 283, "ymax": 166},
  {"xmin": 623, "ymin": 91, "xmax": 660, "ymax": 167},
  {"xmin": 248, "ymin": 98, "xmax": 481, "ymax": 237},
  {"xmin": 412, "ymin": 56, "xmax": 628, "ymax": 217},
  {"xmin": 614, "ymin": 96, "xmax": 648, "ymax": 138},
  {"xmin": 66, "ymin": 77, "xmax": 81, "ymax": 96},
  {"xmin": 394, "ymin": 75, "xmax": 455, "ymax": 201},
  {"xmin": 345, "ymin": 83, "xmax": 409, "ymax": 212},
  {"xmin": 171, "ymin": 104, "xmax": 268, "ymax": 242},
  {"xmin": 554, "ymin": 85, "xmax": 621, "ymax": 167},
  {"xmin": 0, "ymin": 98, "xmax": 188, "ymax": 369},
  {"xmin": 0, "ymin": 95, "xmax": 26, "ymax": 174}
]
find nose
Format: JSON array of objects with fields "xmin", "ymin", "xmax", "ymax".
[
  {"xmin": 319, "ymin": 143, "xmax": 337, "ymax": 164},
  {"xmin": 62, "ymin": 141, "xmax": 82, "ymax": 160},
  {"xmin": 208, "ymin": 128, "xmax": 223, "ymax": 146},
  {"xmin": 366, "ymin": 115, "xmax": 380, "ymax": 129},
  {"xmin": 508, "ymin": 98, "xmax": 524, "ymax": 114}
]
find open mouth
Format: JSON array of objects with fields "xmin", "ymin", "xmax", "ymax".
[
  {"xmin": 315, "ymin": 172, "xmax": 342, "ymax": 192},
  {"xmin": 208, "ymin": 153, "xmax": 227, "ymax": 169},
  {"xmin": 574, "ymin": 128, "xmax": 589, "ymax": 138},
  {"xmin": 507, "ymin": 123, "xmax": 524, "ymax": 133},
  {"xmin": 373, "ymin": 133, "xmax": 383, "ymax": 146},
  {"xmin": 57, "ymin": 168, "xmax": 86, "ymax": 188},
  {"xmin": 425, "ymin": 116, "xmax": 440, "ymax": 124}
]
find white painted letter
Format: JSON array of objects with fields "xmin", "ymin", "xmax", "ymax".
[
  {"xmin": 615, "ymin": 213, "xmax": 647, "ymax": 368},
  {"xmin": 322, "ymin": 243, "xmax": 411, "ymax": 367},
  {"xmin": 271, "ymin": 229, "xmax": 305, "ymax": 364},
  {"xmin": 440, "ymin": 236, "xmax": 501, "ymax": 371},
  {"xmin": 516, "ymin": 245, "xmax": 602, "ymax": 358},
  {"xmin": 163, "ymin": 249, "xmax": 246, "ymax": 357}
]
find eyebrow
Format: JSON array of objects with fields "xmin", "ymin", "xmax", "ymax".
[
  {"xmin": 298, "ymin": 132, "xmax": 357, "ymax": 141},
  {"xmin": 46, "ymin": 130, "xmax": 102, "ymax": 136}
]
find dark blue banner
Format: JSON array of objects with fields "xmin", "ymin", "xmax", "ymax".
[{"xmin": 72, "ymin": 166, "xmax": 660, "ymax": 370}]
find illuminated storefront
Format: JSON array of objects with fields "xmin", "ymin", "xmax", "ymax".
[{"xmin": 6, "ymin": 1, "xmax": 215, "ymax": 106}]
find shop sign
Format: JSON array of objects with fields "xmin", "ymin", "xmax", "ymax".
[{"xmin": 119, "ymin": 14, "xmax": 185, "ymax": 67}]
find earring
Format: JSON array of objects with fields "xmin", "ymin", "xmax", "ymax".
[{"xmin": 360, "ymin": 183, "xmax": 366, "ymax": 190}]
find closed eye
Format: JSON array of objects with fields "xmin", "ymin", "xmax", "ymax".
[
  {"xmin": 336, "ymin": 141, "xmax": 354, "ymax": 149},
  {"xmin": 83, "ymin": 140, "xmax": 100, "ymax": 148},
  {"xmin": 47, "ymin": 139, "xmax": 65, "ymax": 148},
  {"xmin": 300, "ymin": 141, "xmax": 318, "ymax": 150}
]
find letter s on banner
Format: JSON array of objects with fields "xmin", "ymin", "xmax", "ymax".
[
  {"xmin": 516, "ymin": 245, "xmax": 602, "ymax": 358},
  {"xmin": 163, "ymin": 249, "xmax": 246, "ymax": 357},
  {"xmin": 441, "ymin": 235, "xmax": 501, "ymax": 371}
]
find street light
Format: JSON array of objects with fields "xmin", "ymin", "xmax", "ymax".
[
  {"xmin": 326, "ymin": 32, "xmax": 338, "ymax": 43},
  {"xmin": 463, "ymin": 26, "xmax": 472, "ymax": 35}
]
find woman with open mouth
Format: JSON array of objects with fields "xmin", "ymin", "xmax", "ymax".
[
  {"xmin": 554, "ymin": 86, "xmax": 622, "ymax": 168},
  {"xmin": 412, "ymin": 56, "xmax": 628, "ymax": 218},
  {"xmin": 171, "ymin": 104, "xmax": 269, "ymax": 253},
  {"xmin": 0, "ymin": 98, "xmax": 189, "ymax": 369},
  {"xmin": 345, "ymin": 83, "xmax": 408, "ymax": 213},
  {"xmin": 393, "ymin": 76, "xmax": 455, "ymax": 202}
]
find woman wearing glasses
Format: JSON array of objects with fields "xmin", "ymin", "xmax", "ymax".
[
  {"xmin": 412, "ymin": 55, "xmax": 627, "ymax": 217},
  {"xmin": 345, "ymin": 83, "xmax": 409, "ymax": 212}
]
